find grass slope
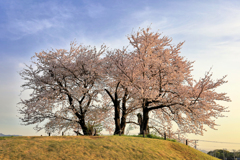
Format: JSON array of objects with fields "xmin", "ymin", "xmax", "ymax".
[{"xmin": 0, "ymin": 135, "xmax": 218, "ymax": 160}]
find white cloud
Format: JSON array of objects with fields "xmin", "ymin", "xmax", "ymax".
[{"xmin": 8, "ymin": 19, "xmax": 54, "ymax": 36}]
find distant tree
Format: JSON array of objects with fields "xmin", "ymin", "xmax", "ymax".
[
  {"xmin": 112, "ymin": 27, "xmax": 231, "ymax": 135},
  {"xmin": 18, "ymin": 42, "xmax": 110, "ymax": 135},
  {"xmin": 208, "ymin": 149, "xmax": 234, "ymax": 159},
  {"xmin": 237, "ymin": 150, "xmax": 240, "ymax": 158}
]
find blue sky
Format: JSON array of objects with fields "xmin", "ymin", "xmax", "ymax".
[{"xmin": 1, "ymin": 0, "xmax": 240, "ymax": 152}]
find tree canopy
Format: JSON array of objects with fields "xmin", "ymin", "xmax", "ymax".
[{"xmin": 18, "ymin": 27, "xmax": 230, "ymax": 137}]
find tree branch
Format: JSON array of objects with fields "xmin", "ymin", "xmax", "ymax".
[{"xmin": 126, "ymin": 121, "xmax": 139, "ymax": 126}]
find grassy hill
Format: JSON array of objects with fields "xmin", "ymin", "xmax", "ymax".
[{"xmin": 0, "ymin": 135, "xmax": 218, "ymax": 160}]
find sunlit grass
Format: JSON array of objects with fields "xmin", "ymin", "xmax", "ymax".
[{"xmin": 0, "ymin": 135, "xmax": 218, "ymax": 160}]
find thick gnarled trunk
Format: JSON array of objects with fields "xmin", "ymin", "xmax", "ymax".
[
  {"xmin": 137, "ymin": 113, "xmax": 143, "ymax": 134},
  {"xmin": 119, "ymin": 90, "xmax": 128, "ymax": 135},
  {"xmin": 139, "ymin": 107, "xmax": 150, "ymax": 135},
  {"xmin": 79, "ymin": 116, "xmax": 91, "ymax": 135},
  {"xmin": 105, "ymin": 85, "xmax": 129, "ymax": 135},
  {"xmin": 142, "ymin": 107, "xmax": 149, "ymax": 134},
  {"xmin": 114, "ymin": 101, "xmax": 121, "ymax": 135}
]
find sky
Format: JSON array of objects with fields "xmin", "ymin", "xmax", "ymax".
[{"xmin": 0, "ymin": 0, "xmax": 240, "ymax": 152}]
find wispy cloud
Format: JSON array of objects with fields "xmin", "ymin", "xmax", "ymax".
[
  {"xmin": 120, "ymin": 1, "xmax": 240, "ymax": 57},
  {"xmin": 1, "ymin": 1, "xmax": 75, "ymax": 40},
  {"xmin": 123, "ymin": 1, "xmax": 240, "ymax": 37},
  {"xmin": 8, "ymin": 19, "xmax": 54, "ymax": 36}
]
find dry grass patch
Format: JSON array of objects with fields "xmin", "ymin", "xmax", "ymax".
[{"xmin": 0, "ymin": 135, "xmax": 218, "ymax": 160}]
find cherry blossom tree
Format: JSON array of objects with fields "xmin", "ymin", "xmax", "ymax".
[
  {"xmin": 18, "ymin": 27, "xmax": 231, "ymax": 138},
  {"xmin": 18, "ymin": 42, "xmax": 110, "ymax": 135},
  {"xmin": 113, "ymin": 27, "xmax": 231, "ymax": 135},
  {"xmin": 101, "ymin": 50, "xmax": 140, "ymax": 135}
]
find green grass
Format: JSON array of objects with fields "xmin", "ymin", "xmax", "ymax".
[{"xmin": 0, "ymin": 135, "xmax": 218, "ymax": 160}]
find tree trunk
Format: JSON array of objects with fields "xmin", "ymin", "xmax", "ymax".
[
  {"xmin": 105, "ymin": 85, "xmax": 129, "ymax": 135},
  {"xmin": 137, "ymin": 113, "xmax": 143, "ymax": 135},
  {"xmin": 67, "ymin": 94, "xmax": 90, "ymax": 135},
  {"xmin": 93, "ymin": 129, "xmax": 97, "ymax": 136},
  {"xmin": 114, "ymin": 101, "xmax": 121, "ymax": 135},
  {"xmin": 141, "ymin": 107, "xmax": 149, "ymax": 135},
  {"xmin": 119, "ymin": 90, "xmax": 128, "ymax": 135},
  {"xmin": 120, "ymin": 114, "xmax": 127, "ymax": 135},
  {"xmin": 105, "ymin": 88, "xmax": 122, "ymax": 135},
  {"xmin": 79, "ymin": 116, "xmax": 91, "ymax": 135}
]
